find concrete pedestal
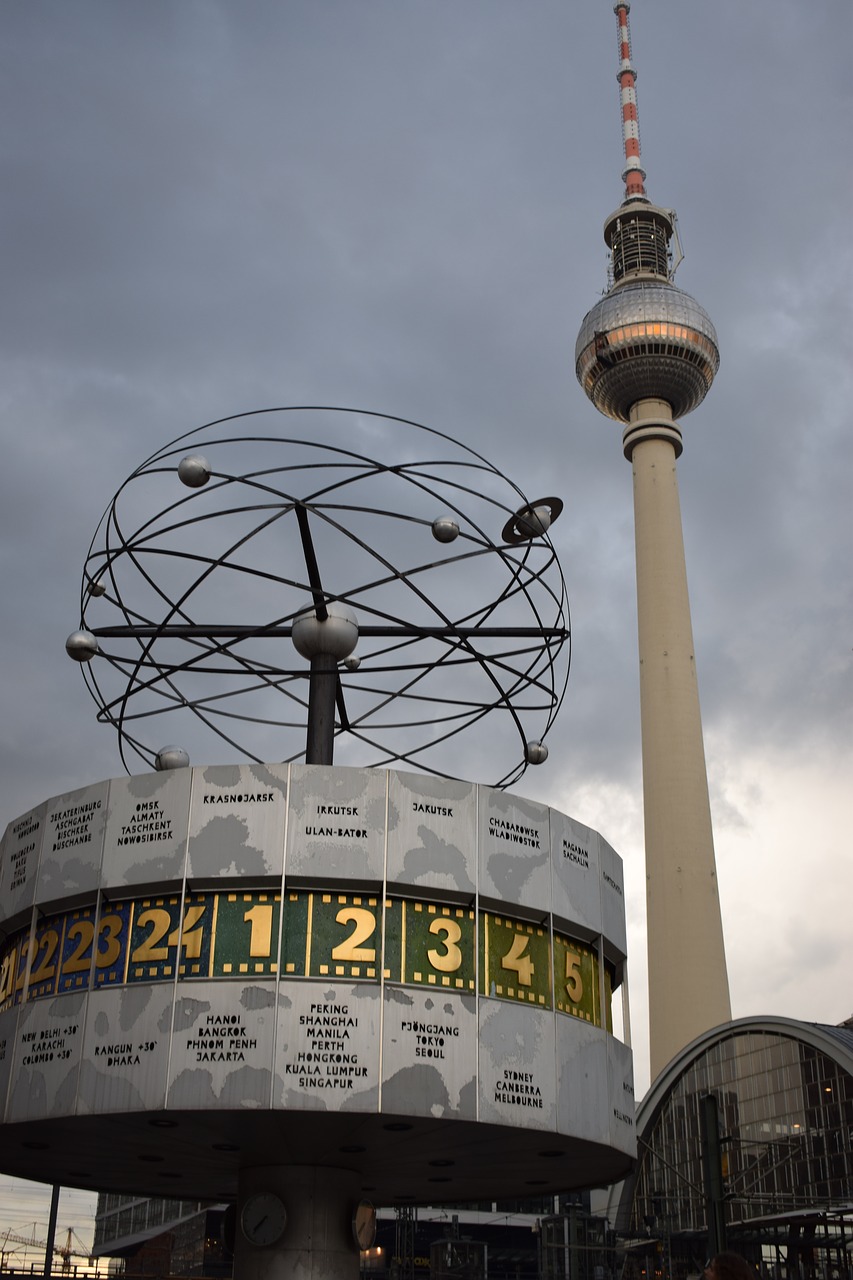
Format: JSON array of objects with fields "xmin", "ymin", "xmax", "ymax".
[{"xmin": 234, "ymin": 1166, "xmax": 361, "ymax": 1279}]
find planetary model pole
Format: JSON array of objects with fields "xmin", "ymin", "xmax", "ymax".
[{"xmin": 575, "ymin": 2, "xmax": 731, "ymax": 1080}]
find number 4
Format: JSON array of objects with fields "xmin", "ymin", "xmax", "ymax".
[
  {"xmin": 501, "ymin": 933, "xmax": 534, "ymax": 986},
  {"xmin": 174, "ymin": 905, "xmax": 206, "ymax": 959}
]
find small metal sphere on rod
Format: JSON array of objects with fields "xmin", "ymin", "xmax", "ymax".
[
  {"xmin": 292, "ymin": 601, "xmax": 359, "ymax": 766},
  {"xmin": 155, "ymin": 746, "xmax": 190, "ymax": 771},
  {"xmin": 65, "ymin": 630, "xmax": 99, "ymax": 662}
]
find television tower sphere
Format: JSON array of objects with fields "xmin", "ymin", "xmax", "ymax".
[{"xmin": 575, "ymin": 272, "xmax": 720, "ymax": 424}]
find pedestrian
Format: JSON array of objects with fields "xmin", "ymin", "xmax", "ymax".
[{"xmin": 706, "ymin": 1252, "xmax": 755, "ymax": 1280}]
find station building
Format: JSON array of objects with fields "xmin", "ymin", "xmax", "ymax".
[{"xmin": 602, "ymin": 1016, "xmax": 853, "ymax": 1280}]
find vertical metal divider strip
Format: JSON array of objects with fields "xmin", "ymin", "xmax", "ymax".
[
  {"xmin": 0, "ymin": 929, "xmax": 14, "ymax": 1112},
  {"xmin": 19, "ymin": 904, "xmax": 37, "ymax": 1057},
  {"xmin": 59, "ymin": 883, "xmax": 82, "ymax": 1103},
  {"xmin": 271, "ymin": 762, "xmax": 291, "ymax": 1110},
  {"xmin": 3, "ymin": 928, "xmax": 17, "ymax": 1007},
  {"xmin": 120, "ymin": 900, "xmax": 133, "ymax": 988},
  {"xmin": 17, "ymin": 873, "xmax": 40, "ymax": 1008},
  {"xmin": 89, "ymin": 780, "xmax": 111, "ymax": 998},
  {"xmin": 377, "ymin": 769, "xmax": 389, "ymax": 1112},
  {"xmin": 597, "ymin": 934, "xmax": 606, "ymax": 1033},
  {"xmin": 621, "ymin": 960, "xmax": 632, "ymax": 1049},
  {"xmin": 475, "ymin": 783, "xmax": 480, "ymax": 1124},
  {"xmin": 21, "ymin": 906, "xmax": 37, "ymax": 1005},
  {"xmin": 304, "ymin": 894, "xmax": 314, "ymax": 975},
  {"xmin": 549, "ymin": 807, "xmax": 558, "ymax": 1133},
  {"xmin": 0, "ymin": 962, "xmax": 16, "ymax": 1123},
  {"xmin": 163, "ymin": 767, "xmax": 195, "ymax": 1106},
  {"xmin": 207, "ymin": 890, "xmax": 219, "ymax": 980}
]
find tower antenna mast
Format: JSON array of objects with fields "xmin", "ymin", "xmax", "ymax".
[
  {"xmin": 614, "ymin": 2, "xmax": 647, "ymax": 203},
  {"xmin": 575, "ymin": 2, "xmax": 731, "ymax": 1081}
]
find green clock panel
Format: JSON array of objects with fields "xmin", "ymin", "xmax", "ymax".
[
  {"xmin": 126, "ymin": 895, "xmax": 185, "ymax": 984},
  {"xmin": 479, "ymin": 912, "xmax": 552, "ymax": 1008},
  {"xmin": 178, "ymin": 892, "xmax": 215, "ymax": 978},
  {"xmin": 210, "ymin": 890, "xmax": 280, "ymax": 979},
  {"xmin": 279, "ymin": 890, "xmax": 311, "ymax": 976},
  {"xmin": 553, "ymin": 933, "xmax": 599, "ymax": 1024},
  {"xmin": 305, "ymin": 891, "xmax": 381, "ymax": 981},
  {"xmin": 0, "ymin": 927, "xmax": 27, "ymax": 1011},
  {"xmin": 93, "ymin": 900, "xmax": 133, "ymax": 988},
  {"xmin": 383, "ymin": 898, "xmax": 476, "ymax": 992},
  {"xmin": 26, "ymin": 913, "xmax": 66, "ymax": 1000},
  {"xmin": 58, "ymin": 906, "xmax": 98, "ymax": 995}
]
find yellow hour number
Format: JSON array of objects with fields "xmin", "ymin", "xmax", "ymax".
[
  {"xmin": 0, "ymin": 948, "xmax": 17, "ymax": 1003},
  {"xmin": 14, "ymin": 938, "xmax": 32, "ymax": 994},
  {"xmin": 565, "ymin": 951, "xmax": 584, "ymax": 1004},
  {"xmin": 244, "ymin": 904, "xmax": 274, "ymax": 958},
  {"xmin": 63, "ymin": 920, "xmax": 94, "ymax": 974},
  {"xmin": 427, "ymin": 918, "xmax": 463, "ymax": 973},
  {"xmin": 29, "ymin": 929, "xmax": 60, "ymax": 986},
  {"xmin": 131, "ymin": 905, "xmax": 206, "ymax": 963},
  {"xmin": 96, "ymin": 914, "xmax": 124, "ymax": 968},
  {"xmin": 176, "ymin": 905, "xmax": 206, "ymax": 960},
  {"xmin": 131, "ymin": 909, "xmax": 171, "ymax": 963},
  {"xmin": 331, "ymin": 907, "xmax": 376, "ymax": 962},
  {"xmin": 501, "ymin": 933, "xmax": 534, "ymax": 986}
]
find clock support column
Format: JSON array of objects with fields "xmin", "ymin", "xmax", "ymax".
[{"xmin": 234, "ymin": 1165, "xmax": 361, "ymax": 1278}]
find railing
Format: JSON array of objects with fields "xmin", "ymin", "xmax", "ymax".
[{"xmin": 0, "ymin": 1271, "xmax": 224, "ymax": 1279}]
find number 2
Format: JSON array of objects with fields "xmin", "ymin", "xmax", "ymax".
[
  {"xmin": 29, "ymin": 930, "xmax": 60, "ymax": 987},
  {"xmin": 331, "ymin": 907, "xmax": 376, "ymax": 962}
]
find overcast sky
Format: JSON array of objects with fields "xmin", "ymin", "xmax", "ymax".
[{"xmin": 1, "ymin": 0, "xmax": 850, "ymax": 1253}]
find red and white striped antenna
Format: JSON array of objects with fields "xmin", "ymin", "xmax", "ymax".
[{"xmin": 614, "ymin": 2, "xmax": 647, "ymax": 201}]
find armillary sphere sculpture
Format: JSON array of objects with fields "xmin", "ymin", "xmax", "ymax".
[{"xmin": 66, "ymin": 407, "xmax": 570, "ymax": 787}]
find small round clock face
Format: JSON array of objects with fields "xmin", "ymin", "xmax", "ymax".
[
  {"xmin": 353, "ymin": 1200, "xmax": 377, "ymax": 1249},
  {"xmin": 240, "ymin": 1191, "xmax": 287, "ymax": 1247}
]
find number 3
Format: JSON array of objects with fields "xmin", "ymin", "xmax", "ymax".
[{"xmin": 427, "ymin": 918, "xmax": 463, "ymax": 972}]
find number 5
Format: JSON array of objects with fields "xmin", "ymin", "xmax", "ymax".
[{"xmin": 565, "ymin": 952, "xmax": 583, "ymax": 1003}]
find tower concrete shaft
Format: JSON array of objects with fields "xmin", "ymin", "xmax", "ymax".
[{"xmin": 626, "ymin": 401, "xmax": 731, "ymax": 1081}]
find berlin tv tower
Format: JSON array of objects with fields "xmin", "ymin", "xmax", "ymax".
[{"xmin": 575, "ymin": 2, "xmax": 731, "ymax": 1081}]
